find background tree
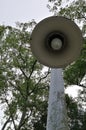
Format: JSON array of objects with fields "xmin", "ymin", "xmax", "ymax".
[{"xmin": 0, "ymin": 22, "xmax": 50, "ymax": 130}]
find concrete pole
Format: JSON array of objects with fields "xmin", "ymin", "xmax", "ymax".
[{"xmin": 46, "ymin": 68, "xmax": 69, "ymax": 130}]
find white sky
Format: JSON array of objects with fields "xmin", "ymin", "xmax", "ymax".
[
  {"xmin": 65, "ymin": 85, "xmax": 82, "ymax": 98},
  {"xmin": 0, "ymin": 0, "xmax": 52, "ymax": 26}
]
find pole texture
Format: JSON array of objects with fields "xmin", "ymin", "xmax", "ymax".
[{"xmin": 46, "ymin": 69, "xmax": 69, "ymax": 130}]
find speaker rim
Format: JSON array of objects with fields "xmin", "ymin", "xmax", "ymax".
[{"xmin": 30, "ymin": 16, "xmax": 83, "ymax": 68}]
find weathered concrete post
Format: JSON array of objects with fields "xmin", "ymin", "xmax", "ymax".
[{"xmin": 46, "ymin": 68, "xmax": 69, "ymax": 130}]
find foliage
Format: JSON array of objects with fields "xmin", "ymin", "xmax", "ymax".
[
  {"xmin": 66, "ymin": 94, "xmax": 86, "ymax": 130},
  {"xmin": 48, "ymin": 0, "xmax": 86, "ymax": 34},
  {"xmin": 0, "ymin": 23, "xmax": 50, "ymax": 130},
  {"xmin": 64, "ymin": 38, "xmax": 86, "ymax": 86}
]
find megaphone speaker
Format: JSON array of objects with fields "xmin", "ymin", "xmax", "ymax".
[{"xmin": 30, "ymin": 16, "xmax": 83, "ymax": 68}]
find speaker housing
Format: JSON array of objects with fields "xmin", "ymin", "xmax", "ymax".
[{"xmin": 30, "ymin": 16, "xmax": 83, "ymax": 68}]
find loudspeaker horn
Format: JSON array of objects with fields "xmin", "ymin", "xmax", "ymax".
[{"xmin": 30, "ymin": 16, "xmax": 83, "ymax": 68}]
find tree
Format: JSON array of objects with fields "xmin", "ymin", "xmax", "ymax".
[{"xmin": 0, "ymin": 22, "xmax": 50, "ymax": 130}]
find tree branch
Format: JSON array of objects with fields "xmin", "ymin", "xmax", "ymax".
[
  {"xmin": 1, "ymin": 117, "xmax": 11, "ymax": 130},
  {"xmin": 17, "ymin": 102, "xmax": 27, "ymax": 130},
  {"xmin": 28, "ymin": 59, "xmax": 37, "ymax": 80},
  {"xmin": 5, "ymin": 99, "xmax": 17, "ymax": 130},
  {"xmin": 28, "ymin": 68, "xmax": 50, "ymax": 95},
  {"xmin": 79, "ymin": 84, "xmax": 86, "ymax": 88},
  {"xmin": 8, "ymin": 80, "xmax": 26, "ymax": 99},
  {"xmin": 35, "ymin": 68, "xmax": 50, "ymax": 87},
  {"xmin": 25, "ymin": 59, "xmax": 38, "ymax": 95}
]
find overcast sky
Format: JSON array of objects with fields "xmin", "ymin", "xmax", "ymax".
[{"xmin": 0, "ymin": 0, "xmax": 52, "ymax": 26}]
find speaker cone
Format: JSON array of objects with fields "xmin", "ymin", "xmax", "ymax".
[{"xmin": 30, "ymin": 16, "xmax": 83, "ymax": 68}]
